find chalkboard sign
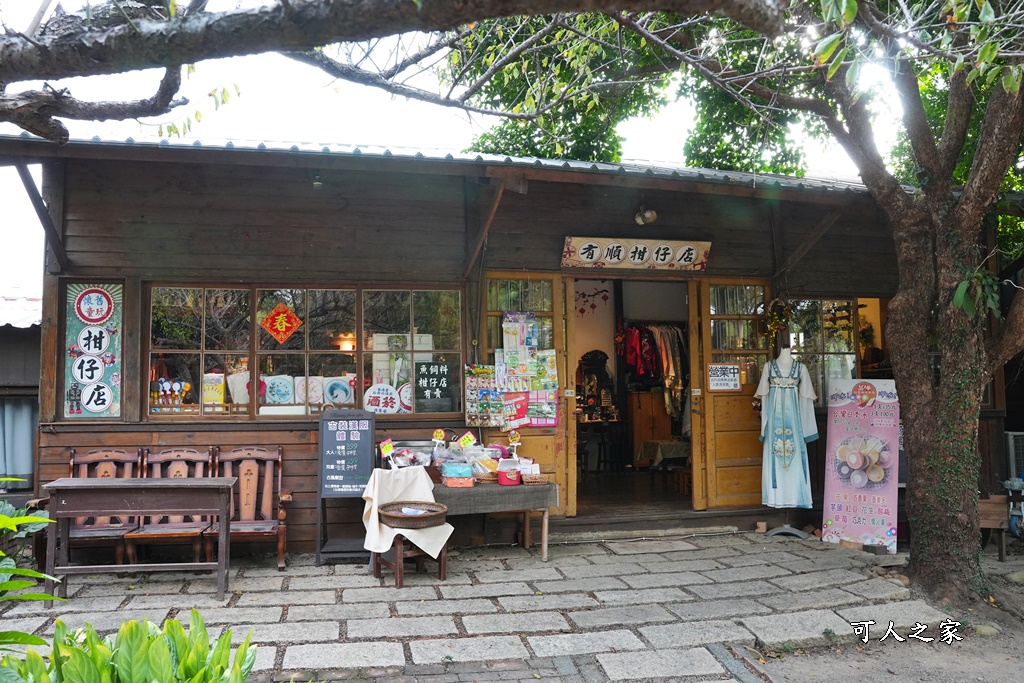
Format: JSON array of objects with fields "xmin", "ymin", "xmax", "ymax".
[{"xmin": 319, "ymin": 408, "xmax": 375, "ymax": 497}]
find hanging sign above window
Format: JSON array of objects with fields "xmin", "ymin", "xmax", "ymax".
[
  {"xmin": 260, "ymin": 301, "xmax": 303, "ymax": 344},
  {"xmin": 561, "ymin": 236, "xmax": 711, "ymax": 271}
]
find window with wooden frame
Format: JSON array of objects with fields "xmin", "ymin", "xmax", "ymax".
[
  {"xmin": 788, "ymin": 299, "xmax": 858, "ymax": 408},
  {"xmin": 147, "ymin": 286, "xmax": 462, "ymax": 419},
  {"xmin": 708, "ymin": 284, "xmax": 769, "ymax": 386},
  {"xmin": 482, "ymin": 276, "xmax": 557, "ymax": 362}
]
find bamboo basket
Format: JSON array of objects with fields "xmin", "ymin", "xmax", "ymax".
[
  {"xmin": 378, "ymin": 501, "xmax": 448, "ymax": 529},
  {"xmin": 522, "ymin": 473, "xmax": 549, "ymax": 486}
]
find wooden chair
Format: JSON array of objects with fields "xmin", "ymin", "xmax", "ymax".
[
  {"xmin": 124, "ymin": 448, "xmax": 213, "ymax": 565},
  {"xmin": 372, "ymin": 535, "xmax": 448, "ymax": 589},
  {"xmin": 40, "ymin": 448, "xmax": 143, "ymax": 566},
  {"xmin": 204, "ymin": 446, "xmax": 291, "ymax": 571}
]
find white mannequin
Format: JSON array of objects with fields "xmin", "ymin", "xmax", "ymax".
[{"xmin": 774, "ymin": 347, "xmax": 793, "ymax": 375}]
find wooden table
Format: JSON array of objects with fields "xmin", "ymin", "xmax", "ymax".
[
  {"xmin": 43, "ymin": 477, "xmax": 236, "ymax": 603},
  {"xmin": 433, "ymin": 483, "xmax": 559, "ymax": 560}
]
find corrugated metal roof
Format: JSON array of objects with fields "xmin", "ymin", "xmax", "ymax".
[
  {"xmin": 4, "ymin": 131, "xmax": 874, "ymax": 197},
  {"xmin": 0, "ymin": 295, "xmax": 42, "ymax": 328}
]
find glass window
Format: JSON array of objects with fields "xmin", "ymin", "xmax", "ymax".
[
  {"xmin": 789, "ymin": 299, "xmax": 857, "ymax": 407},
  {"xmin": 148, "ymin": 286, "xmax": 462, "ymax": 419},
  {"xmin": 708, "ymin": 284, "xmax": 768, "ymax": 385}
]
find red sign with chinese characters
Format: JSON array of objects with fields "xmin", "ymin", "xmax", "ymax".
[{"xmin": 260, "ymin": 302, "xmax": 303, "ymax": 344}]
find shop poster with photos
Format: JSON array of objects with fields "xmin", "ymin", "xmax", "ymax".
[
  {"xmin": 822, "ymin": 379, "xmax": 900, "ymax": 554},
  {"xmin": 64, "ymin": 283, "xmax": 123, "ymax": 418}
]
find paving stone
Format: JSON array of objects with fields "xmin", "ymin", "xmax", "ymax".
[
  {"xmin": 666, "ymin": 598, "xmax": 772, "ymax": 621},
  {"xmin": 641, "ymin": 619, "xmax": 755, "ymax": 648},
  {"xmin": 343, "ymin": 586, "xmax": 437, "ymax": 602},
  {"xmin": 287, "ymin": 602, "xmax": 390, "ymax": 621},
  {"xmin": 462, "ymin": 611, "xmax": 570, "ymax": 634},
  {"xmin": 438, "ymin": 582, "xmax": 534, "ymax": 600},
  {"xmin": 498, "ymin": 593, "xmax": 599, "ymax": 612},
  {"xmin": 282, "ymin": 642, "xmax": 405, "ymax": 669},
  {"xmin": 540, "ymin": 543, "xmax": 609, "ymax": 558},
  {"xmin": 251, "ymin": 645, "xmax": 277, "ymax": 672},
  {"xmin": 584, "ymin": 553, "xmax": 666, "ymax": 565},
  {"xmin": 642, "ymin": 559, "xmax": 728, "ymax": 573},
  {"xmin": 620, "ymin": 571, "xmax": 713, "ymax": 589},
  {"xmin": 768, "ymin": 568, "xmax": 868, "ymax": 592},
  {"xmin": 235, "ymin": 589, "xmax": 336, "ymax": 606},
  {"xmin": 395, "ymin": 598, "xmax": 498, "ymax": 616},
  {"xmin": 777, "ymin": 556, "xmax": 865, "ymax": 573},
  {"xmin": 837, "ymin": 600, "xmax": 951, "ymax": 629},
  {"xmin": 842, "ymin": 579, "xmax": 911, "ymax": 602},
  {"xmin": 686, "ymin": 580, "xmax": 784, "ymax": 600},
  {"xmin": 410, "ymin": 635, "xmax": 529, "ymax": 663},
  {"xmin": 195, "ymin": 606, "xmax": 284, "ymax": 624},
  {"xmin": 597, "ymin": 647, "xmax": 725, "ymax": 681},
  {"xmin": 125, "ymin": 593, "xmax": 232, "ymax": 610},
  {"xmin": 287, "ymin": 573, "xmax": 382, "ymax": 589},
  {"xmin": 446, "ymin": 560, "xmax": 509, "ymax": 572},
  {"xmin": 716, "ymin": 551, "xmax": 805, "ymax": 567},
  {"xmin": 2, "ymin": 617, "xmax": 48, "ymax": 635},
  {"xmin": 603, "ymin": 540, "xmax": 699, "ymax": 555},
  {"xmin": 660, "ymin": 546, "xmax": 743, "ymax": 562},
  {"xmin": 506, "ymin": 554, "xmax": 595, "ymax": 569},
  {"xmin": 76, "ymin": 581, "xmax": 185, "ymax": 597},
  {"xmin": 228, "ymin": 620, "xmax": 338, "ymax": 644},
  {"xmin": 5, "ymin": 595, "xmax": 126, "ymax": 616},
  {"xmin": 757, "ymin": 588, "xmax": 863, "ymax": 613},
  {"xmin": 528, "ymin": 629, "xmax": 646, "ymax": 657},
  {"xmin": 243, "ymin": 564, "xmax": 331, "ymax": 577},
  {"xmin": 189, "ymin": 576, "xmax": 284, "ymax": 593},
  {"xmin": 46, "ymin": 609, "xmax": 169, "ymax": 634},
  {"xmin": 557, "ymin": 563, "xmax": 645, "ymax": 580},
  {"xmin": 473, "ymin": 567, "xmax": 563, "ymax": 583},
  {"xmin": 348, "ymin": 615, "xmax": 457, "ymax": 638},
  {"xmin": 396, "ymin": 571, "xmax": 473, "ymax": 586},
  {"xmin": 740, "ymin": 609, "xmax": 856, "ymax": 648},
  {"xmin": 567, "ymin": 604, "xmax": 677, "ymax": 629},
  {"xmin": 451, "ymin": 546, "xmax": 531, "ymax": 561},
  {"xmin": 699, "ymin": 564, "xmax": 791, "ymax": 583},
  {"xmin": 531, "ymin": 576, "xmax": 627, "ymax": 594},
  {"xmin": 592, "ymin": 587, "xmax": 692, "ymax": 605},
  {"xmin": 689, "ymin": 535, "xmax": 752, "ymax": 548}
]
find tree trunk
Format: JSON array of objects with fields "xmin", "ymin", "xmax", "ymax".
[{"xmin": 888, "ymin": 210, "xmax": 987, "ymax": 602}]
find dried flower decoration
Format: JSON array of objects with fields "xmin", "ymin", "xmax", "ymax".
[{"xmin": 765, "ymin": 297, "xmax": 792, "ymax": 342}]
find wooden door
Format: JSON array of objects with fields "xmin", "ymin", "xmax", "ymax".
[
  {"xmin": 697, "ymin": 279, "xmax": 770, "ymax": 508},
  {"xmin": 480, "ymin": 272, "xmax": 571, "ymax": 516}
]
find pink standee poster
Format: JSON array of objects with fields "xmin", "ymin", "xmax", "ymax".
[{"xmin": 822, "ymin": 379, "xmax": 900, "ymax": 554}]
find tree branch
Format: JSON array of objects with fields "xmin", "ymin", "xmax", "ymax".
[
  {"xmin": 988, "ymin": 283, "xmax": 1024, "ymax": 375},
  {"xmin": 0, "ymin": 0, "xmax": 783, "ymax": 86},
  {"xmin": 0, "ymin": 66, "xmax": 186, "ymax": 143}
]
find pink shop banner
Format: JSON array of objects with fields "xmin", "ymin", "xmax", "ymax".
[{"xmin": 822, "ymin": 379, "xmax": 900, "ymax": 554}]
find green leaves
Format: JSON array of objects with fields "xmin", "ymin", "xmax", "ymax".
[{"xmin": 952, "ymin": 270, "xmax": 1003, "ymax": 319}]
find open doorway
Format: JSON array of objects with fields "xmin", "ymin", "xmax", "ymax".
[{"xmin": 573, "ymin": 278, "xmax": 693, "ymax": 519}]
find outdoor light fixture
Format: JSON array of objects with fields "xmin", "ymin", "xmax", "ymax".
[
  {"xmin": 312, "ymin": 170, "xmax": 323, "ymax": 190},
  {"xmin": 634, "ymin": 207, "xmax": 658, "ymax": 225}
]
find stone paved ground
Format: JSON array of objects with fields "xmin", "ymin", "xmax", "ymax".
[{"xmin": 1, "ymin": 532, "xmax": 976, "ymax": 682}]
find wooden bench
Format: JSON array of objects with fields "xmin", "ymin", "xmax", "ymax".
[
  {"xmin": 124, "ymin": 448, "xmax": 215, "ymax": 565},
  {"xmin": 204, "ymin": 446, "xmax": 291, "ymax": 570},
  {"xmin": 979, "ymin": 494, "xmax": 1009, "ymax": 562}
]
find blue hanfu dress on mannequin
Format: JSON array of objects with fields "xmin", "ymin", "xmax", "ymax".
[{"xmin": 754, "ymin": 348, "xmax": 818, "ymax": 509}]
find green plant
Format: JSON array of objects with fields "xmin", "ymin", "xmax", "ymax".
[
  {"xmin": 1, "ymin": 480, "xmax": 58, "ymax": 652},
  {"xmin": 0, "ymin": 608, "xmax": 256, "ymax": 682}
]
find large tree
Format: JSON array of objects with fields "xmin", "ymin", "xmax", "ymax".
[{"xmin": 4, "ymin": 0, "xmax": 1024, "ymax": 603}]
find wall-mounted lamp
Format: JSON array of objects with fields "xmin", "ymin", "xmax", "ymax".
[
  {"xmin": 634, "ymin": 207, "xmax": 658, "ymax": 225},
  {"xmin": 312, "ymin": 170, "xmax": 323, "ymax": 190}
]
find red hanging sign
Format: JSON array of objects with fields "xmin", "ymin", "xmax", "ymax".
[{"xmin": 260, "ymin": 302, "xmax": 303, "ymax": 344}]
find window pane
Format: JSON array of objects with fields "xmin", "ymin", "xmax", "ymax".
[
  {"xmin": 790, "ymin": 300, "xmax": 822, "ymax": 353},
  {"xmin": 709, "ymin": 285, "xmax": 765, "ymax": 315},
  {"xmin": 794, "ymin": 353, "xmax": 823, "ymax": 405},
  {"xmin": 413, "ymin": 354, "xmax": 462, "ymax": 413},
  {"xmin": 311, "ymin": 354, "xmax": 358, "ymax": 409},
  {"xmin": 258, "ymin": 354, "xmax": 305, "ymax": 415},
  {"xmin": 257, "ymin": 289, "xmax": 306, "ymax": 351},
  {"xmin": 364, "ymin": 353, "xmax": 412, "ymax": 413},
  {"xmin": 363, "ymin": 291, "xmax": 410, "ymax": 347},
  {"xmin": 487, "ymin": 279, "xmax": 553, "ymax": 313},
  {"xmin": 149, "ymin": 352, "xmax": 200, "ymax": 415},
  {"xmin": 825, "ymin": 353, "xmax": 856, "ymax": 392},
  {"xmin": 711, "ymin": 320, "xmax": 767, "ymax": 350},
  {"xmin": 151, "ymin": 287, "xmax": 202, "ymax": 349},
  {"xmin": 414, "ymin": 291, "xmax": 461, "ymax": 349},
  {"xmin": 205, "ymin": 289, "xmax": 250, "ymax": 351},
  {"xmin": 823, "ymin": 300, "xmax": 855, "ymax": 352},
  {"xmin": 308, "ymin": 289, "xmax": 356, "ymax": 351}
]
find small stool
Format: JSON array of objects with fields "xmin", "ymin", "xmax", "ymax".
[{"xmin": 372, "ymin": 534, "xmax": 448, "ymax": 588}]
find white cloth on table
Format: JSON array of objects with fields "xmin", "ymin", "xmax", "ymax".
[
  {"xmin": 754, "ymin": 354, "xmax": 818, "ymax": 509},
  {"xmin": 361, "ymin": 466, "xmax": 454, "ymax": 559}
]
